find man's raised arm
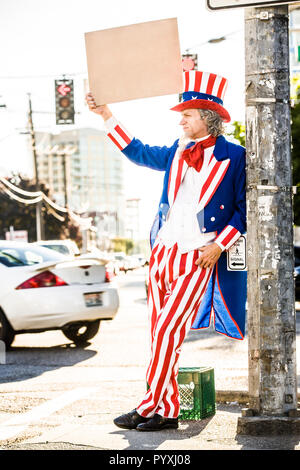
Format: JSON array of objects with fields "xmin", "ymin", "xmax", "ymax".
[{"xmin": 85, "ymin": 92, "xmax": 177, "ymax": 171}]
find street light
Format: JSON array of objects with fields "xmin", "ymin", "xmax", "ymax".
[
  {"xmin": 183, "ymin": 29, "xmax": 242, "ymax": 53},
  {"xmin": 208, "ymin": 36, "xmax": 226, "ymax": 43}
]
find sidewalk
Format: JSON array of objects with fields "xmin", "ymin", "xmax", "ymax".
[
  {"xmin": 7, "ymin": 403, "xmax": 300, "ymax": 451},
  {"xmin": 1, "ymin": 274, "xmax": 300, "ymax": 451},
  {"xmin": 8, "ymin": 331, "xmax": 300, "ymax": 451}
]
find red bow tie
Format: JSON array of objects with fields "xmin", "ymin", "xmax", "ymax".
[{"xmin": 181, "ymin": 135, "xmax": 216, "ymax": 172}]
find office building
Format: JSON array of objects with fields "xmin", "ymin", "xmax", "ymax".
[{"xmin": 35, "ymin": 127, "xmax": 126, "ymax": 239}]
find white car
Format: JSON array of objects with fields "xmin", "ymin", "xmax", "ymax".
[
  {"xmin": 0, "ymin": 241, "xmax": 119, "ymax": 348},
  {"xmin": 33, "ymin": 239, "xmax": 80, "ymax": 257},
  {"xmin": 33, "ymin": 241, "xmax": 120, "ymax": 278}
]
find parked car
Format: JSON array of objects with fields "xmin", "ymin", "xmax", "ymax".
[
  {"xmin": 33, "ymin": 241, "xmax": 119, "ymax": 278},
  {"xmin": 294, "ymin": 245, "xmax": 300, "ymax": 302},
  {"xmin": 124, "ymin": 255, "xmax": 140, "ymax": 271},
  {"xmin": 132, "ymin": 254, "xmax": 148, "ymax": 268},
  {"xmin": 112, "ymin": 253, "xmax": 146, "ymax": 273},
  {"xmin": 294, "ymin": 266, "xmax": 300, "ymax": 301},
  {"xmin": 145, "ymin": 265, "xmax": 149, "ymax": 298},
  {"xmin": 33, "ymin": 239, "xmax": 80, "ymax": 257},
  {"xmin": 113, "ymin": 253, "xmax": 131, "ymax": 273},
  {"xmin": 0, "ymin": 241, "xmax": 119, "ymax": 348},
  {"xmin": 295, "ymin": 245, "xmax": 300, "ymax": 267}
]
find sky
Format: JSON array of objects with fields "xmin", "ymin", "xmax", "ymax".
[{"xmin": 0, "ymin": 0, "xmax": 246, "ymax": 238}]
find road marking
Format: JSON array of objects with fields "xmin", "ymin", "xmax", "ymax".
[{"xmin": 0, "ymin": 387, "xmax": 94, "ymax": 441}]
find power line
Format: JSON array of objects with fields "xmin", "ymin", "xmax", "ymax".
[
  {"xmin": 0, "ymin": 188, "xmax": 65, "ymax": 222},
  {"xmin": 0, "ymin": 176, "xmax": 41, "ymax": 197},
  {"xmin": 0, "ymin": 176, "xmax": 68, "ymax": 212},
  {"xmin": 0, "ymin": 176, "xmax": 93, "ymax": 229},
  {"xmin": 0, "ymin": 184, "xmax": 43, "ymax": 204}
]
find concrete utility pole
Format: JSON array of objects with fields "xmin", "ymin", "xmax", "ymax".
[
  {"xmin": 237, "ymin": 4, "xmax": 300, "ymax": 434},
  {"xmin": 62, "ymin": 153, "xmax": 69, "ymax": 209},
  {"xmin": 28, "ymin": 94, "xmax": 44, "ymax": 241}
]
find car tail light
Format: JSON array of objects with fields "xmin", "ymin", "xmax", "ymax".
[
  {"xmin": 16, "ymin": 270, "xmax": 68, "ymax": 289},
  {"xmin": 105, "ymin": 267, "xmax": 115, "ymax": 282}
]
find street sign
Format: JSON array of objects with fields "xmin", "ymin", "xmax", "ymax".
[
  {"xmin": 207, "ymin": 1, "xmax": 296, "ymax": 10},
  {"xmin": 227, "ymin": 235, "xmax": 247, "ymax": 271},
  {"xmin": 5, "ymin": 230, "xmax": 28, "ymax": 242}
]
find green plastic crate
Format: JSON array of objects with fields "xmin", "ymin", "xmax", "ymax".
[
  {"xmin": 147, "ymin": 366, "xmax": 216, "ymax": 420},
  {"xmin": 177, "ymin": 367, "xmax": 216, "ymax": 420}
]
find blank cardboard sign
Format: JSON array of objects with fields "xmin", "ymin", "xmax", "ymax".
[{"xmin": 84, "ymin": 18, "xmax": 183, "ymax": 105}]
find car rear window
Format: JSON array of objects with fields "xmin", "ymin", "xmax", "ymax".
[
  {"xmin": 40, "ymin": 244, "xmax": 70, "ymax": 255},
  {"xmin": 0, "ymin": 245, "xmax": 66, "ymax": 267}
]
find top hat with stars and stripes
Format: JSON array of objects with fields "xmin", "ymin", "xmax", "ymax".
[{"xmin": 170, "ymin": 71, "xmax": 231, "ymax": 122}]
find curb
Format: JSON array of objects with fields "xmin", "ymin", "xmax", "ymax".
[
  {"xmin": 216, "ymin": 390, "xmax": 300, "ymax": 406},
  {"xmin": 216, "ymin": 390, "xmax": 249, "ymax": 405}
]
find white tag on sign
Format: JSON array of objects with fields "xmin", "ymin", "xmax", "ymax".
[{"xmin": 227, "ymin": 235, "xmax": 247, "ymax": 271}]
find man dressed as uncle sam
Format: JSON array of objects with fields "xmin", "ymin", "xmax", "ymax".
[{"xmin": 86, "ymin": 70, "xmax": 247, "ymax": 432}]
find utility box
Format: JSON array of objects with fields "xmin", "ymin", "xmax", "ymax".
[{"xmin": 178, "ymin": 367, "xmax": 216, "ymax": 420}]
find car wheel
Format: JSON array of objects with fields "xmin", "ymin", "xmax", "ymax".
[
  {"xmin": 62, "ymin": 320, "xmax": 100, "ymax": 346},
  {"xmin": 0, "ymin": 310, "xmax": 15, "ymax": 349}
]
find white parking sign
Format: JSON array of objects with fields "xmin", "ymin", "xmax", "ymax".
[{"xmin": 227, "ymin": 235, "xmax": 247, "ymax": 271}]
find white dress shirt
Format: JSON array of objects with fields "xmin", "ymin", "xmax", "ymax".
[{"xmin": 157, "ymin": 135, "xmax": 217, "ymax": 254}]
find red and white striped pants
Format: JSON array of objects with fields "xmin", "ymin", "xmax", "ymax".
[{"xmin": 136, "ymin": 238, "xmax": 214, "ymax": 419}]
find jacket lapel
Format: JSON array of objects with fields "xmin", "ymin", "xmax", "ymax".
[
  {"xmin": 197, "ymin": 135, "xmax": 231, "ymax": 211},
  {"xmin": 167, "ymin": 135, "xmax": 231, "ymax": 210},
  {"xmin": 167, "ymin": 144, "xmax": 191, "ymax": 206},
  {"xmin": 197, "ymin": 155, "xmax": 230, "ymax": 212}
]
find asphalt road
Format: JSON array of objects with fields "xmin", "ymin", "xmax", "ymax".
[{"xmin": 0, "ymin": 267, "xmax": 299, "ymax": 451}]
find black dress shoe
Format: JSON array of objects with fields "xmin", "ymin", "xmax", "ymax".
[
  {"xmin": 136, "ymin": 413, "xmax": 178, "ymax": 432},
  {"xmin": 113, "ymin": 409, "xmax": 149, "ymax": 429}
]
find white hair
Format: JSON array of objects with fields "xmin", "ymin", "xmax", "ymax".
[{"xmin": 197, "ymin": 109, "xmax": 224, "ymax": 137}]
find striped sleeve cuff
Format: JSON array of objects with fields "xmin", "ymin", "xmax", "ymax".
[
  {"xmin": 215, "ymin": 225, "xmax": 241, "ymax": 251},
  {"xmin": 104, "ymin": 116, "xmax": 133, "ymax": 151}
]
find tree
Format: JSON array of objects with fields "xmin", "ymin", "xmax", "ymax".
[
  {"xmin": 0, "ymin": 174, "xmax": 82, "ymax": 244},
  {"xmin": 226, "ymin": 102, "xmax": 300, "ymax": 226},
  {"xmin": 111, "ymin": 237, "xmax": 134, "ymax": 254},
  {"xmin": 226, "ymin": 121, "xmax": 245, "ymax": 147},
  {"xmin": 291, "ymin": 88, "xmax": 300, "ymax": 226}
]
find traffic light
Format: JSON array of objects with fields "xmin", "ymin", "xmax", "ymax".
[
  {"xmin": 181, "ymin": 54, "xmax": 198, "ymax": 72},
  {"xmin": 55, "ymin": 78, "xmax": 74, "ymax": 125},
  {"xmin": 179, "ymin": 54, "xmax": 198, "ymax": 102}
]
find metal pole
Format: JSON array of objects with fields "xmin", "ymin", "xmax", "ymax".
[
  {"xmin": 62, "ymin": 153, "xmax": 68, "ymax": 209},
  {"xmin": 238, "ymin": 4, "xmax": 299, "ymax": 434},
  {"xmin": 28, "ymin": 93, "xmax": 44, "ymax": 241}
]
